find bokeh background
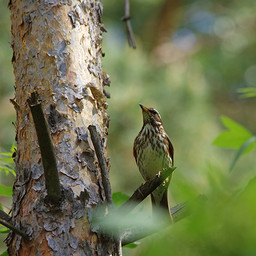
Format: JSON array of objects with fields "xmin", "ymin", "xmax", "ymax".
[
  {"xmin": 0, "ymin": 0, "xmax": 256, "ymax": 255},
  {"xmin": 103, "ymin": 0, "xmax": 256, "ymax": 203}
]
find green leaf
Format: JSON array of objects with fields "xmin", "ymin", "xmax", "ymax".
[
  {"xmin": 0, "ymin": 251, "xmax": 7, "ymax": 256},
  {"xmin": 229, "ymin": 137, "xmax": 256, "ymax": 172},
  {"xmin": 237, "ymin": 87, "xmax": 256, "ymax": 98},
  {"xmin": 0, "ymin": 166, "xmax": 16, "ymax": 177},
  {"xmin": 112, "ymin": 192, "xmax": 130, "ymax": 208},
  {"xmin": 0, "ymin": 153, "xmax": 12, "ymax": 157},
  {"xmin": 0, "ymin": 147, "xmax": 15, "ymax": 177},
  {"xmin": 11, "ymin": 144, "xmax": 17, "ymax": 154},
  {"xmin": 0, "ymin": 157, "xmax": 13, "ymax": 164},
  {"xmin": 0, "ymin": 227, "xmax": 10, "ymax": 233},
  {"xmin": 123, "ymin": 241, "xmax": 140, "ymax": 248},
  {"xmin": 213, "ymin": 116, "xmax": 254, "ymax": 151},
  {"xmin": 0, "ymin": 185, "xmax": 13, "ymax": 197}
]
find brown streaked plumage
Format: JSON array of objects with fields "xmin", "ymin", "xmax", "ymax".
[{"xmin": 133, "ymin": 104, "xmax": 174, "ymax": 219}]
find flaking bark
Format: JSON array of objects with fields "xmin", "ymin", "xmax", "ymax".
[{"xmin": 8, "ymin": 0, "xmax": 112, "ymax": 255}]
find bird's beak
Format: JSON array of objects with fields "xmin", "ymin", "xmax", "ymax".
[
  {"xmin": 139, "ymin": 104, "xmax": 149, "ymax": 113},
  {"xmin": 139, "ymin": 104, "xmax": 150, "ymax": 123}
]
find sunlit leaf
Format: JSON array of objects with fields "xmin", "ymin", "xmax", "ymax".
[
  {"xmin": 0, "ymin": 185, "xmax": 13, "ymax": 197},
  {"xmin": 0, "ymin": 153, "xmax": 12, "ymax": 157},
  {"xmin": 11, "ymin": 144, "xmax": 16, "ymax": 154},
  {"xmin": 0, "ymin": 148, "xmax": 15, "ymax": 177},
  {"xmin": 112, "ymin": 192, "xmax": 130, "ymax": 208},
  {"xmin": 123, "ymin": 241, "xmax": 140, "ymax": 248},
  {"xmin": 0, "ymin": 157, "xmax": 13, "ymax": 163},
  {"xmin": 213, "ymin": 116, "xmax": 254, "ymax": 152},
  {"xmin": 237, "ymin": 87, "xmax": 256, "ymax": 98},
  {"xmin": 0, "ymin": 166, "xmax": 16, "ymax": 177},
  {"xmin": 0, "ymin": 227, "xmax": 9, "ymax": 234},
  {"xmin": 229, "ymin": 137, "xmax": 256, "ymax": 172},
  {"xmin": 0, "ymin": 251, "xmax": 7, "ymax": 256}
]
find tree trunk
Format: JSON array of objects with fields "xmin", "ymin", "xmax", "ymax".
[{"xmin": 8, "ymin": 0, "xmax": 113, "ymax": 255}]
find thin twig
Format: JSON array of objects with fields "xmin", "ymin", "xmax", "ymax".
[
  {"xmin": 0, "ymin": 213, "xmax": 29, "ymax": 241},
  {"xmin": 28, "ymin": 92, "xmax": 61, "ymax": 204},
  {"xmin": 122, "ymin": 0, "xmax": 136, "ymax": 49},
  {"xmin": 0, "ymin": 209, "xmax": 11, "ymax": 222},
  {"xmin": 119, "ymin": 167, "xmax": 176, "ymax": 214},
  {"xmin": 88, "ymin": 125, "xmax": 113, "ymax": 207},
  {"xmin": 121, "ymin": 195, "xmax": 206, "ymax": 246}
]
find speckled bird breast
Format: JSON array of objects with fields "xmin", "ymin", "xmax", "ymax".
[{"xmin": 135, "ymin": 124, "xmax": 172, "ymax": 180}]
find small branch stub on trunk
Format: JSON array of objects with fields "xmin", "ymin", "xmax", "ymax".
[{"xmin": 28, "ymin": 92, "xmax": 61, "ymax": 205}]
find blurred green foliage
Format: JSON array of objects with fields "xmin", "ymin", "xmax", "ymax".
[
  {"xmin": 213, "ymin": 116, "xmax": 254, "ymax": 150},
  {"xmin": 112, "ymin": 192, "xmax": 130, "ymax": 209},
  {"xmin": 0, "ymin": 0, "xmax": 256, "ymax": 255},
  {"xmin": 213, "ymin": 116, "xmax": 256, "ymax": 171},
  {"xmin": 0, "ymin": 146, "xmax": 15, "ymax": 255},
  {"xmin": 0, "ymin": 1, "xmax": 15, "ymax": 151},
  {"xmin": 238, "ymin": 87, "xmax": 256, "ymax": 99}
]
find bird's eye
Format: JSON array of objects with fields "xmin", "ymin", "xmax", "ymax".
[{"xmin": 150, "ymin": 109, "xmax": 158, "ymax": 115}]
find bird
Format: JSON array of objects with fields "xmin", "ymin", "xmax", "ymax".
[{"xmin": 133, "ymin": 104, "xmax": 174, "ymax": 220}]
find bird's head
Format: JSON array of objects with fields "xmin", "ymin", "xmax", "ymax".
[{"xmin": 139, "ymin": 104, "xmax": 162, "ymax": 127}]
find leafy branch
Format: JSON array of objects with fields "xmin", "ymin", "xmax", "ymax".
[{"xmin": 213, "ymin": 116, "xmax": 256, "ymax": 171}]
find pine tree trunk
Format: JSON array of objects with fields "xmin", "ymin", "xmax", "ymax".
[{"xmin": 8, "ymin": 0, "xmax": 113, "ymax": 255}]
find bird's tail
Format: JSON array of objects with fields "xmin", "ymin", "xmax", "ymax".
[{"xmin": 151, "ymin": 176, "xmax": 173, "ymax": 222}]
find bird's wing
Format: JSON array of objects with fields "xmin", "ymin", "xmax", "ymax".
[
  {"xmin": 166, "ymin": 135, "xmax": 174, "ymax": 166},
  {"xmin": 133, "ymin": 137, "xmax": 138, "ymax": 161}
]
